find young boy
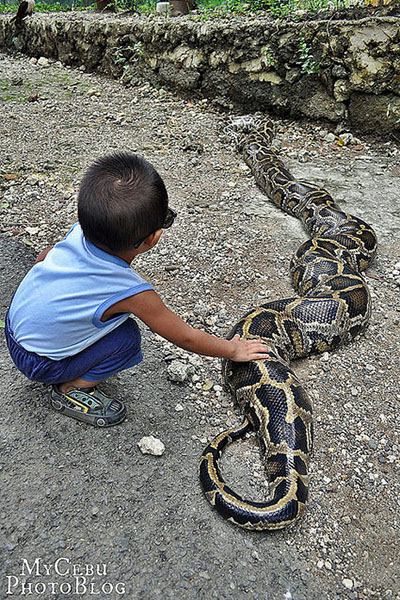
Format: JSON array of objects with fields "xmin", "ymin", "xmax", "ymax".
[{"xmin": 5, "ymin": 153, "xmax": 270, "ymax": 427}]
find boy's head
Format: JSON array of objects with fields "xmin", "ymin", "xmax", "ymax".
[{"xmin": 78, "ymin": 152, "xmax": 168, "ymax": 253}]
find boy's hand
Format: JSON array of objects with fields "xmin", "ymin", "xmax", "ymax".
[{"xmin": 229, "ymin": 334, "xmax": 271, "ymax": 362}]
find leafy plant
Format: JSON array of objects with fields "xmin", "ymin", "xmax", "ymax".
[
  {"xmin": 261, "ymin": 45, "xmax": 277, "ymax": 67},
  {"xmin": 114, "ymin": 41, "xmax": 143, "ymax": 69},
  {"xmin": 298, "ymin": 33, "xmax": 320, "ymax": 74}
]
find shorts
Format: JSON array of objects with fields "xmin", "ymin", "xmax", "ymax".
[{"xmin": 4, "ymin": 312, "xmax": 143, "ymax": 384}]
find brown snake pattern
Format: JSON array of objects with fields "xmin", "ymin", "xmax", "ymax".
[{"xmin": 199, "ymin": 119, "xmax": 377, "ymax": 530}]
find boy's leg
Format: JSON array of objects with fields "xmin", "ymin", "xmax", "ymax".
[
  {"xmin": 56, "ymin": 317, "xmax": 143, "ymax": 386},
  {"xmin": 49, "ymin": 318, "xmax": 142, "ymax": 426},
  {"xmin": 58, "ymin": 377, "xmax": 102, "ymax": 393},
  {"xmin": 6, "ymin": 315, "xmax": 142, "ymax": 427}
]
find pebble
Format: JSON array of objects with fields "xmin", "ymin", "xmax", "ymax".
[
  {"xmin": 343, "ymin": 578, "xmax": 353, "ymax": 590},
  {"xmin": 37, "ymin": 56, "xmax": 50, "ymax": 68},
  {"xmin": 342, "ymin": 516, "xmax": 351, "ymax": 524},
  {"xmin": 174, "ymin": 403, "xmax": 184, "ymax": 412},
  {"xmin": 167, "ymin": 360, "xmax": 192, "ymax": 382},
  {"xmin": 137, "ymin": 436, "xmax": 165, "ymax": 456},
  {"xmin": 165, "ymin": 263, "xmax": 180, "ymax": 272}
]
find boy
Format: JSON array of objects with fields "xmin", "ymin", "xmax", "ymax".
[{"xmin": 5, "ymin": 153, "xmax": 270, "ymax": 427}]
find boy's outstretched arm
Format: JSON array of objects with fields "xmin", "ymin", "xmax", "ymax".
[{"xmin": 108, "ymin": 290, "xmax": 270, "ymax": 362}]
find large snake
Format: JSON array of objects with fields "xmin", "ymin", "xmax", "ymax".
[{"xmin": 199, "ymin": 119, "xmax": 377, "ymax": 531}]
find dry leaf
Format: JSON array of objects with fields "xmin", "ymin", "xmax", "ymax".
[{"xmin": 202, "ymin": 380, "xmax": 214, "ymax": 391}]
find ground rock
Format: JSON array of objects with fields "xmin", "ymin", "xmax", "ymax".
[
  {"xmin": 137, "ymin": 435, "xmax": 165, "ymax": 456},
  {"xmin": 167, "ymin": 360, "xmax": 193, "ymax": 382}
]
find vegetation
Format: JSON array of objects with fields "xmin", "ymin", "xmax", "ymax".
[{"xmin": 0, "ymin": 0, "xmax": 365, "ymax": 15}]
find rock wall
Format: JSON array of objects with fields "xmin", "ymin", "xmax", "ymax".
[{"xmin": 1, "ymin": 11, "xmax": 399, "ymax": 135}]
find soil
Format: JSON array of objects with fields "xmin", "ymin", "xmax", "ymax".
[{"xmin": 0, "ymin": 51, "xmax": 399, "ymax": 600}]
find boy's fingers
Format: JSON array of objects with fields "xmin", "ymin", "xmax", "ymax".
[{"xmin": 248, "ymin": 340, "xmax": 270, "ymax": 351}]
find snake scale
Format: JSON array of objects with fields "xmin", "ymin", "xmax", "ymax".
[{"xmin": 199, "ymin": 119, "xmax": 377, "ymax": 531}]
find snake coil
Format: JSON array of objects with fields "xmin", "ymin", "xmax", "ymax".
[{"xmin": 199, "ymin": 119, "xmax": 377, "ymax": 531}]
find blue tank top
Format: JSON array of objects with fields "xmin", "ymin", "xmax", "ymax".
[{"xmin": 8, "ymin": 224, "xmax": 153, "ymax": 359}]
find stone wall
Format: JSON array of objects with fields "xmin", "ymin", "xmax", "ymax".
[{"xmin": 1, "ymin": 11, "xmax": 399, "ymax": 135}]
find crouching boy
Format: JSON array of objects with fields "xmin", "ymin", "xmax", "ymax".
[{"xmin": 5, "ymin": 153, "xmax": 269, "ymax": 427}]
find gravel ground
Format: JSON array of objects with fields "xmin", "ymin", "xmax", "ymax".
[{"xmin": 1, "ymin": 51, "xmax": 400, "ymax": 600}]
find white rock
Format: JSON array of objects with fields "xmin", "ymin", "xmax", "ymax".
[
  {"xmin": 25, "ymin": 226, "xmax": 39, "ymax": 235},
  {"xmin": 26, "ymin": 174, "xmax": 40, "ymax": 186},
  {"xmin": 343, "ymin": 578, "xmax": 353, "ymax": 590},
  {"xmin": 320, "ymin": 352, "xmax": 330, "ymax": 361},
  {"xmin": 167, "ymin": 360, "xmax": 192, "ymax": 382},
  {"xmin": 37, "ymin": 57, "xmax": 50, "ymax": 68},
  {"xmin": 137, "ymin": 435, "xmax": 165, "ymax": 456},
  {"xmin": 29, "ymin": 57, "xmax": 37, "ymax": 64},
  {"xmin": 325, "ymin": 133, "xmax": 336, "ymax": 142},
  {"xmin": 174, "ymin": 403, "xmax": 184, "ymax": 412}
]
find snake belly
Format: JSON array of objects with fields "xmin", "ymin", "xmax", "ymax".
[{"xmin": 199, "ymin": 120, "xmax": 377, "ymax": 531}]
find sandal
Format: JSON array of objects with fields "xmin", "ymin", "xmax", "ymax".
[{"xmin": 50, "ymin": 386, "xmax": 126, "ymax": 427}]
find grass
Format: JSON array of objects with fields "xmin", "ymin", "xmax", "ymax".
[
  {"xmin": 0, "ymin": 0, "xmax": 370, "ymax": 18},
  {"xmin": 196, "ymin": 0, "xmax": 364, "ymax": 17},
  {"xmin": 0, "ymin": 0, "xmax": 94, "ymax": 12}
]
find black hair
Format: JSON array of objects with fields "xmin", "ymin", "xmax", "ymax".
[{"xmin": 77, "ymin": 152, "xmax": 168, "ymax": 253}]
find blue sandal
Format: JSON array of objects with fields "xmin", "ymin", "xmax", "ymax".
[{"xmin": 50, "ymin": 386, "xmax": 126, "ymax": 427}]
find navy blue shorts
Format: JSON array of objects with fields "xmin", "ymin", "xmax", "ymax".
[{"xmin": 4, "ymin": 313, "xmax": 142, "ymax": 384}]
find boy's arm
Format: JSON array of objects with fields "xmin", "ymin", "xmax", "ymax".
[
  {"xmin": 110, "ymin": 290, "xmax": 270, "ymax": 362},
  {"xmin": 34, "ymin": 246, "xmax": 54, "ymax": 264}
]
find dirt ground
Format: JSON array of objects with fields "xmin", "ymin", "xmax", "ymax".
[{"xmin": 0, "ymin": 51, "xmax": 399, "ymax": 600}]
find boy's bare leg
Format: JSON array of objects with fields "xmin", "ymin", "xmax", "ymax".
[{"xmin": 58, "ymin": 378, "xmax": 102, "ymax": 393}]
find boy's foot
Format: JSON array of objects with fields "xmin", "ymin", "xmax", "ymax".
[{"xmin": 50, "ymin": 386, "xmax": 126, "ymax": 427}]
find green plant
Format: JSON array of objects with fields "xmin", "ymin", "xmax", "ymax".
[
  {"xmin": 298, "ymin": 33, "xmax": 320, "ymax": 74},
  {"xmin": 261, "ymin": 45, "xmax": 277, "ymax": 67},
  {"xmin": 0, "ymin": 0, "xmax": 370, "ymax": 19},
  {"xmin": 114, "ymin": 41, "xmax": 143, "ymax": 66},
  {"xmin": 0, "ymin": 0, "xmax": 94, "ymax": 11}
]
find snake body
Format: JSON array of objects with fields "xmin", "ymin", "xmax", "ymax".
[{"xmin": 199, "ymin": 120, "xmax": 377, "ymax": 531}]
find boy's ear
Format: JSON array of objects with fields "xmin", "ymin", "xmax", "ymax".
[{"xmin": 145, "ymin": 229, "xmax": 163, "ymax": 248}]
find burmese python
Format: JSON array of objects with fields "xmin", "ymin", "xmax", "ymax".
[{"xmin": 199, "ymin": 119, "xmax": 377, "ymax": 531}]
